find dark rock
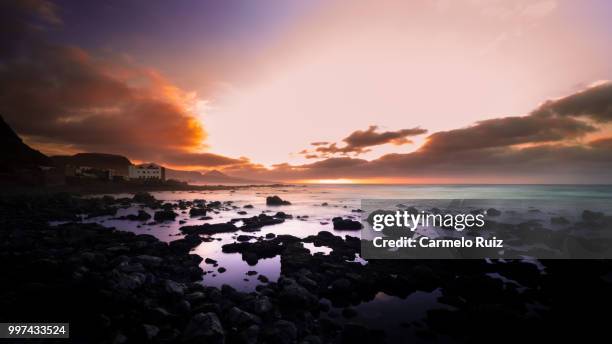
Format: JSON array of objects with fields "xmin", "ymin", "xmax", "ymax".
[
  {"xmin": 205, "ymin": 258, "xmax": 218, "ymax": 265},
  {"xmin": 266, "ymin": 196, "xmax": 291, "ymax": 206},
  {"xmin": 330, "ymin": 278, "xmax": 352, "ymax": 293},
  {"xmin": 583, "ymin": 210, "xmax": 605, "ymax": 222},
  {"xmin": 121, "ymin": 210, "xmax": 151, "ymax": 221},
  {"xmin": 244, "ymin": 204, "xmax": 254, "ymax": 209},
  {"xmin": 242, "ymin": 214, "xmax": 285, "ymax": 231},
  {"xmin": 183, "ymin": 312, "xmax": 224, "ymax": 344},
  {"xmin": 264, "ymin": 320, "xmax": 297, "ymax": 344},
  {"xmin": 551, "ymin": 216, "xmax": 570, "ymax": 225},
  {"xmin": 189, "ymin": 207, "xmax": 207, "ymax": 217},
  {"xmin": 218, "ymin": 267, "xmax": 226, "ymax": 273},
  {"xmin": 132, "ymin": 192, "xmax": 156, "ymax": 205},
  {"xmin": 342, "ymin": 307, "xmax": 357, "ymax": 318},
  {"xmin": 332, "ymin": 217, "xmax": 363, "ymax": 230},
  {"xmin": 237, "ymin": 235, "xmax": 255, "ymax": 242},
  {"xmin": 180, "ymin": 222, "xmax": 238, "ymax": 235},
  {"xmin": 253, "ymin": 295, "xmax": 273, "ymax": 315},
  {"xmin": 154, "ymin": 210, "xmax": 178, "ymax": 222},
  {"xmin": 273, "ymin": 211, "xmax": 293, "ymax": 219},
  {"xmin": 278, "ymin": 279, "xmax": 318, "ymax": 309},
  {"xmin": 163, "ymin": 279, "xmax": 185, "ymax": 297},
  {"xmin": 227, "ymin": 306, "xmax": 261, "ymax": 327}
]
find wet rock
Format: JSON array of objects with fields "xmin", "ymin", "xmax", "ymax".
[
  {"xmin": 266, "ymin": 196, "xmax": 291, "ymax": 206},
  {"xmin": 189, "ymin": 207, "xmax": 207, "ymax": 217},
  {"xmin": 253, "ymin": 295, "xmax": 273, "ymax": 314},
  {"xmin": 246, "ymin": 270, "xmax": 258, "ymax": 276},
  {"xmin": 330, "ymin": 278, "xmax": 351, "ymax": 293},
  {"xmin": 278, "ymin": 278, "xmax": 318, "ymax": 309},
  {"xmin": 180, "ymin": 222, "xmax": 238, "ymax": 235},
  {"xmin": 301, "ymin": 335, "xmax": 323, "ymax": 344},
  {"xmin": 244, "ymin": 204, "xmax": 254, "ymax": 209},
  {"xmin": 583, "ymin": 210, "xmax": 605, "ymax": 222},
  {"xmin": 218, "ymin": 267, "xmax": 226, "ymax": 273},
  {"xmin": 237, "ymin": 235, "xmax": 255, "ymax": 242},
  {"xmin": 163, "ymin": 279, "xmax": 185, "ymax": 297},
  {"xmin": 237, "ymin": 211, "xmax": 248, "ymax": 215},
  {"xmin": 551, "ymin": 216, "xmax": 570, "ymax": 225},
  {"xmin": 263, "ymin": 320, "xmax": 297, "ymax": 344},
  {"xmin": 242, "ymin": 214, "xmax": 285, "ymax": 231},
  {"xmin": 265, "ymin": 233, "xmax": 276, "ymax": 239},
  {"xmin": 227, "ymin": 306, "xmax": 261, "ymax": 327},
  {"xmin": 257, "ymin": 275, "xmax": 269, "ymax": 283},
  {"xmin": 205, "ymin": 258, "xmax": 218, "ymax": 265},
  {"xmin": 121, "ymin": 210, "xmax": 151, "ymax": 221},
  {"xmin": 183, "ymin": 312, "xmax": 224, "ymax": 344},
  {"xmin": 132, "ymin": 192, "xmax": 157, "ymax": 205},
  {"xmin": 342, "ymin": 307, "xmax": 357, "ymax": 318},
  {"xmin": 111, "ymin": 271, "xmax": 146, "ymax": 290},
  {"xmin": 141, "ymin": 324, "xmax": 159, "ymax": 340},
  {"xmin": 169, "ymin": 233, "xmax": 202, "ymax": 252},
  {"xmin": 273, "ymin": 211, "xmax": 293, "ymax": 219},
  {"xmin": 332, "ymin": 217, "xmax": 363, "ymax": 230},
  {"xmin": 154, "ymin": 210, "xmax": 178, "ymax": 222}
]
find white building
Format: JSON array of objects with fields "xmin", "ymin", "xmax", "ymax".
[{"xmin": 128, "ymin": 163, "xmax": 166, "ymax": 180}]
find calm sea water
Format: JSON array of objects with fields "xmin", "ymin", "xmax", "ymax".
[{"xmin": 72, "ymin": 184, "xmax": 612, "ymax": 290}]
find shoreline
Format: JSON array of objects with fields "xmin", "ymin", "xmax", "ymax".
[{"xmin": 2, "ymin": 190, "xmax": 612, "ymax": 342}]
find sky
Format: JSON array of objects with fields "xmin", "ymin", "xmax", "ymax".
[{"xmin": 1, "ymin": 0, "xmax": 612, "ymax": 183}]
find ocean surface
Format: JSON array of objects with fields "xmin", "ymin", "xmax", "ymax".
[{"xmin": 52, "ymin": 184, "xmax": 612, "ymax": 342}]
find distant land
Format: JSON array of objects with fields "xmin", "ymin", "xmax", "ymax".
[
  {"xmin": 52, "ymin": 153, "xmax": 273, "ymax": 184},
  {"xmin": 52, "ymin": 153, "xmax": 133, "ymax": 176},
  {"xmin": 1, "ymin": 115, "xmax": 274, "ymax": 185},
  {"xmin": 166, "ymin": 169, "xmax": 274, "ymax": 184},
  {"xmin": 0, "ymin": 116, "xmax": 52, "ymax": 173}
]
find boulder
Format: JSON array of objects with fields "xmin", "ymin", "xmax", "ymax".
[
  {"xmin": 189, "ymin": 207, "xmax": 207, "ymax": 217},
  {"xmin": 154, "ymin": 210, "xmax": 178, "ymax": 222},
  {"xmin": 332, "ymin": 217, "xmax": 363, "ymax": 230},
  {"xmin": 266, "ymin": 196, "xmax": 291, "ymax": 206},
  {"xmin": 183, "ymin": 312, "xmax": 225, "ymax": 344}
]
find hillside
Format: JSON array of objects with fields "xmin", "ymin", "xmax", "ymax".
[
  {"xmin": 51, "ymin": 153, "xmax": 133, "ymax": 176},
  {"xmin": 0, "ymin": 115, "xmax": 52, "ymax": 172}
]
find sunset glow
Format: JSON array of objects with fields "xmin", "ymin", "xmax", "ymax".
[{"xmin": 1, "ymin": 0, "xmax": 611, "ymax": 184}]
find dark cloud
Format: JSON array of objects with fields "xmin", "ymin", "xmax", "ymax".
[
  {"xmin": 421, "ymin": 113, "xmax": 596, "ymax": 152},
  {"xmin": 0, "ymin": 0, "xmax": 61, "ymax": 58},
  {"xmin": 0, "ymin": 1, "xmax": 248, "ymax": 170},
  {"xmin": 302, "ymin": 125, "xmax": 427, "ymax": 158},
  {"xmin": 589, "ymin": 137, "xmax": 612, "ymax": 149},
  {"xmin": 531, "ymin": 82, "xmax": 612, "ymax": 122}
]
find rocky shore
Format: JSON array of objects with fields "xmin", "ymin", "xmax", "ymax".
[{"xmin": 1, "ymin": 192, "xmax": 612, "ymax": 343}]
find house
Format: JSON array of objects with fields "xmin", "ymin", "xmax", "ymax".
[
  {"xmin": 128, "ymin": 163, "xmax": 166, "ymax": 180},
  {"xmin": 66, "ymin": 165, "xmax": 115, "ymax": 180}
]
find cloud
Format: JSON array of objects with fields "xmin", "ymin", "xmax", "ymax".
[
  {"xmin": 0, "ymin": 0, "xmax": 247, "ymax": 170},
  {"xmin": 589, "ymin": 137, "xmax": 612, "ymax": 149},
  {"xmin": 160, "ymin": 152, "xmax": 248, "ymax": 168},
  {"xmin": 421, "ymin": 113, "xmax": 596, "ymax": 152},
  {"xmin": 531, "ymin": 81, "xmax": 612, "ymax": 122},
  {"xmin": 301, "ymin": 125, "xmax": 427, "ymax": 158},
  {"xmin": 228, "ymin": 83, "xmax": 612, "ymax": 183}
]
